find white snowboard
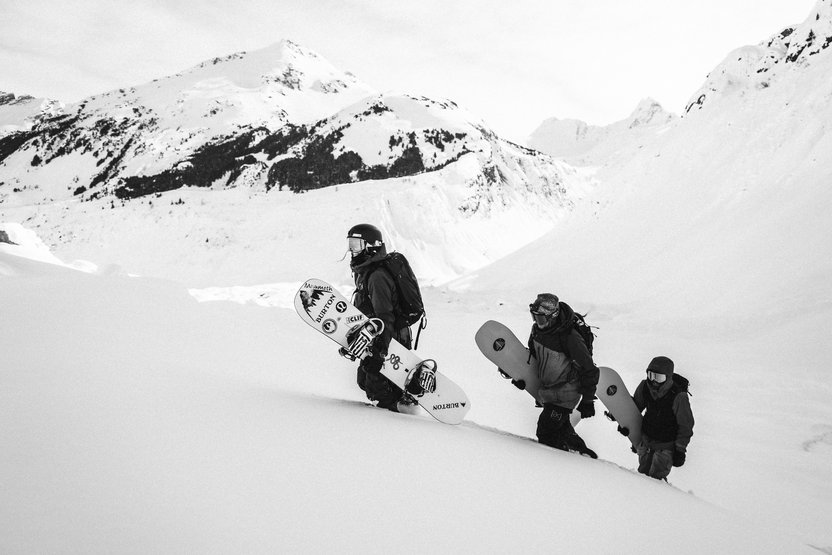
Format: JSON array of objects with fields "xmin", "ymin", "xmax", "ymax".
[
  {"xmin": 596, "ymin": 366, "xmax": 643, "ymax": 447},
  {"xmin": 295, "ymin": 278, "xmax": 470, "ymax": 425}
]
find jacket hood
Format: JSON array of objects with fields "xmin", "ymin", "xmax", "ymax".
[{"xmin": 350, "ymin": 245, "xmax": 388, "ymax": 273}]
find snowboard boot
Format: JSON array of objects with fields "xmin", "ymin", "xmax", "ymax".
[
  {"xmin": 565, "ymin": 433, "xmax": 598, "ymax": 459},
  {"xmin": 376, "ymin": 398, "xmax": 400, "ymax": 412},
  {"xmin": 396, "ymin": 394, "xmax": 421, "ymax": 415},
  {"xmin": 405, "ymin": 359, "xmax": 437, "ymax": 398}
]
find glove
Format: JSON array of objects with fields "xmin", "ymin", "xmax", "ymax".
[
  {"xmin": 363, "ymin": 353, "xmax": 384, "ymax": 375},
  {"xmin": 672, "ymin": 449, "xmax": 686, "ymax": 467},
  {"xmin": 577, "ymin": 399, "xmax": 595, "ymax": 419},
  {"xmin": 511, "ymin": 379, "xmax": 526, "ymax": 390}
]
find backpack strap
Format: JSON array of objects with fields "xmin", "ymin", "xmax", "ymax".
[{"xmin": 413, "ymin": 313, "xmax": 427, "ymax": 350}]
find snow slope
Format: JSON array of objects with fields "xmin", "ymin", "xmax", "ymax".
[
  {"xmin": 0, "ymin": 146, "xmax": 590, "ymax": 287},
  {"xmin": 461, "ymin": 2, "xmax": 832, "ymax": 546},
  {"xmin": 0, "ymin": 246, "xmax": 817, "ymax": 554},
  {"xmin": 2, "ymin": 1, "xmax": 832, "ymax": 552}
]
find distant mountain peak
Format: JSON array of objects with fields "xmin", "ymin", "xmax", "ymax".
[
  {"xmin": 626, "ymin": 98, "xmax": 673, "ymax": 129},
  {"xmin": 528, "ymin": 98, "xmax": 676, "ymax": 165}
]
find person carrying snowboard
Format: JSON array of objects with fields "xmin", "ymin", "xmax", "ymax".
[
  {"xmin": 345, "ymin": 223, "xmax": 433, "ymax": 413},
  {"xmin": 527, "ymin": 293, "xmax": 600, "ymax": 458},
  {"xmin": 630, "ymin": 356, "xmax": 694, "ymax": 480}
]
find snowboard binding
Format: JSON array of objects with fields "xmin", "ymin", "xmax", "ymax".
[
  {"xmin": 405, "ymin": 359, "xmax": 438, "ymax": 398},
  {"xmin": 340, "ymin": 318, "xmax": 385, "ymax": 361}
]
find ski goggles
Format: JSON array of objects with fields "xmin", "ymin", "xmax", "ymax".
[
  {"xmin": 530, "ymin": 307, "xmax": 559, "ymax": 327},
  {"xmin": 530, "ymin": 304, "xmax": 559, "ymax": 317},
  {"xmin": 647, "ymin": 371, "xmax": 668, "ymax": 383},
  {"xmin": 348, "ymin": 237, "xmax": 367, "ymax": 253}
]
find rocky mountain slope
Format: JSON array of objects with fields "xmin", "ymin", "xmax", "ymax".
[{"xmin": 0, "ymin": 39, "xmax": 577, "ymax": 221}]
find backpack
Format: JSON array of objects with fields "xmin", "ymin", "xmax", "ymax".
[
  {"xmin": 378, "ymin": 251, "xmax": 425, "ymax": 329},
  {"xmin": 671, "ymin": 373, "xmax": 691, "ymax": 394},
  {"xmin": 571, "ymin": 312, "xmax": 595, "ymax": 356}
]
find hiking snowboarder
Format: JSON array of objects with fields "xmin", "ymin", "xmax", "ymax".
[
  {"xmin": 629, "ymin": 356, "xmax": 694, "ymax": 480},
  {"xmin": 527, "ymin": 293, "xmax": 600, "ymax": 458},
  {"xmin": 345, "ymin": 223, "xmax": 433, "ymax": 413}
]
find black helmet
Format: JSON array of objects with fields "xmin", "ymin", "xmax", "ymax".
[{"xmin": 347, "ymin": 223, "xmax": 384, "ymax": 258}]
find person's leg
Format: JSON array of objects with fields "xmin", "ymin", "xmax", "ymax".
[
  {"xmin": 648, "ymin": 449, "xmax": 674, "ymax": 481},
  {"xmin": 636, "ymin": 443, "xmax": 653, "ymax": 476},
  {"xmin": 536, "ymin": 405, "xmax": 571, "ymax": 450}
]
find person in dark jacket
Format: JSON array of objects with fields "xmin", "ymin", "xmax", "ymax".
[
  {"xmin": 346, "ymin": 223, "xmax": 422, "ymax": 413},
  {"xmin": 527, "ymin": 293, "xmax": 600, "ymax": 458},
  {"xmin": 632, "ymin": 356, "xmax": 695, "ymax": 480}
]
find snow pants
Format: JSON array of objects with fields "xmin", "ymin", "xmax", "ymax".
[
  {"xmin": 355, "ymin": 326, "xmax": 411, "ymax": 410},
  {"xmin": 636, "ymin": 443, "xmax": 674, "ymax": 480},
  {"xmin": 536, "ymin": 404, "xmax": 589, "ymax": 452},
  {"xmin": 356, "ymin": 364, "xmax": 403, "ymax": 409}
]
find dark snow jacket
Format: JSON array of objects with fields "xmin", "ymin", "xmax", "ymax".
[
  {"xmin": 350, "ymin": 246, "xmax": 411, "ymax": 356},
  {"xmin": 633, "ymin": 374, "xmax": 694, "ymax": 452},
  {"xmin": 527, "ymin": 302, "xmax": 599, "ymax": 410}
]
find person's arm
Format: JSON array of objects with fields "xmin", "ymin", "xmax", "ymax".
[
  {"xmin": 673, "ymin": 392, "xmax": 695, "ymax": 451},
  {"xmin": 566, "ymin": 330, "xmax": 599, "ymax": 400},
  {"xmin": 632, "ymin": 381, "xmax": 648, "ymax": 413}
]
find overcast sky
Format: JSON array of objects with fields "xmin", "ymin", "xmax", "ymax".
[{"xmin": 0, "ymin": 0, "xmax": 818, "ymax": 141}]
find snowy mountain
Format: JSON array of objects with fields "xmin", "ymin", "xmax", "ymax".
[
  {"xmin": 2, "ymin": 2, "xmax": 832, "ymax": 551},
  {"xmin": 685, "ymin": 0, "xmax": 832, "ymax": 112},
  {"xmin": 0, "ymin": 39, "xmax": 575, "ymax": 216},
  {"xmin": 528, "ymin": 97, "xmax": 677, "ymax": 166},
  {"xmin": 0, "ymin": 40, "xmax": 586, "ymax": 285},
  {"xmin": 0, "ymin": 40, "xmax": 375, "ymax": 200},
  {"xmin": 0, "ymin": 91, "xmax": 63, "ymax": 137},
  {"xmin": 483, "ymin": 1, "xmax": 832, "ymax": 326}
]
